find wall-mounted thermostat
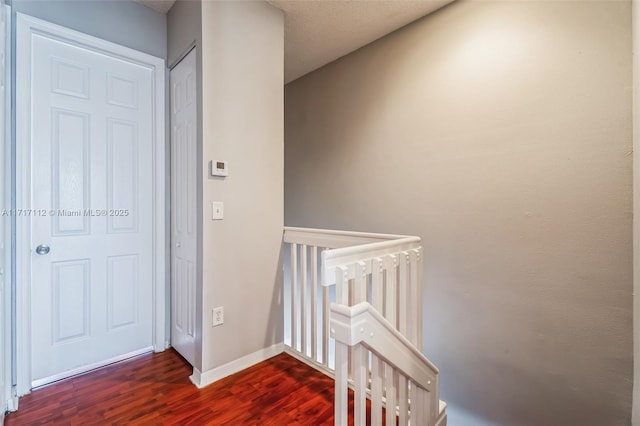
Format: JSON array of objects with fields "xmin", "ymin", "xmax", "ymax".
[{"xmin": 209, "ymin": 160, "xmax": 229, "ymax": 177}]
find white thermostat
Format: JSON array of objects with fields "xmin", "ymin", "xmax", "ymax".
[{"xmin": 209, "ymin": 160, "xmax": 229, "ymax": 177}]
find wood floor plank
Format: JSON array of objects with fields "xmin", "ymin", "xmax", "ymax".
[
  {"xmin": 5, "ymin": 349, "xmax": 395, "ymax": 425},
  {"xmin": 6, "ymin": 350, "xmax": 324, "ymax": 426}
]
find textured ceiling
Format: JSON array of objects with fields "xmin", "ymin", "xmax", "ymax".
[
  {"xmin": 268, "ymin": 0, "xmax": 453, "ymax": 83},
  {"xmin": 134, "ymin": 0, "xmax": 453, "ymax": 83},
  {"xmin": 135, "ymin": 0, "xmax": 176, "ymax": 15}
]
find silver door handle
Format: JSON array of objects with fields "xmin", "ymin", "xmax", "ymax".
[
  {"xmin": 176, "ymin": 242, "xmax": 181, "ymax": 248},
  {"xmin": 35, "ymin": 245, "xmax": 50, "ymax": 255}
]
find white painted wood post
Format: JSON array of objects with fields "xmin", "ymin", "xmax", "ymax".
[
  {"xmin": 301, "ymin": 244, "xmax": 308, "ymax": 356},
  {"xmin": 371, "ymin": 258, "xmax": 384, "ymax": 425},
  {"xmin": 424, "ymin": 388, "xmax": 432, "ymax": 426},
  {"xmin": 311, "ymin": 245, "xmax": 318, "ymax": 362},
  {"xmin": 353, "ymin": 261, "xmax": 367, "ymax": 425},
  {"xmin": 323, "ymin": 284, "xmax": 330, "ymax": 367},
  {"xmin": 384, "ymin": 254, "xmax": 397, "ymax": 329},
  {"xmin": 410, "ymin": 249, "xmax": 419, "ymax": 346},
  {"xmin": 399, "ymin": 251, "xmax": 408, "ymax": 336},
  {"xmin": 399, "ymin": 375, "xmax": 408, "ymax": 425},
  {"xmin": 416, "ymin": 247, "xmax": 423, "ymax": 349},
  {"xmin": 410, "ymin": 382, "xmax": 420, "ymax": 425},
  {"xmin": 385, "ymin": 366, "xmax": 397, "ymax": 426},
  {"xmin": 290, "ymin": 243, "xmax": 298, "ymax": 351},
  {"xmin": 334, "ymin": 265, "xmax": 349, "ymax": 426}
]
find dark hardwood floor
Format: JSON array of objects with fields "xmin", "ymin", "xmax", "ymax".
[{"xmin": 5, "ymin": 349, "xmax": 381, "ymax": 425}]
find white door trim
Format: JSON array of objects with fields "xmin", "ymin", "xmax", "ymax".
[
  {"xmin": 15, "ymin": 13, "xmax": 166, "ymax": 397},
  {"xmin": 2, "ymin": 2, "xmax": 13, "ymax": 413}
]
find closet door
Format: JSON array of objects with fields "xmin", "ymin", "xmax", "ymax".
[{"xmin": 170, "ymin": 48, "xmax": 197, "ymax": 365}]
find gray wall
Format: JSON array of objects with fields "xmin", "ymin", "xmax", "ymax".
[
  {"xmin": 284, "ymin": 1, "xmax": 632, "ymax": 425},
  {"xmin": 11, "ymin": 0, "xmax": 166, "ymax": 59},
  {"xmin": 200, "ymin": 0, "xmax": 284, "ymax": 372}
]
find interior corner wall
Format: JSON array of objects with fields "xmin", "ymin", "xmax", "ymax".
[
  {"xmin": 166, "ymin": 0, "xmax": 203, "ymax": 372},
  {"xmin": 167, "ymin": 0, "xmax": 201, "ymax": 68},
  {"xmin": 284, "ymin": 1, "xmax": 632, "ymax": 425},
  {"xmin": 200, "ymin": 1, "xmax": 284, "ymax": 372},
  {"xmin": 11, "ymin": 0, "xmax": 167, "ymax": 59}
]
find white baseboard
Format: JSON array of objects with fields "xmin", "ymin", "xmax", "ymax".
[
  {"xmin": 6, "ymin": 395, "xmax": 18, "ymax": 412},
  {"xmin": 32, "ymin": 346, "xmax": 154, "ymax": 389},
  {"xmin": 189, "ymin": 342, "xmax": 284, "ymax": 388},
  {"xmin": 154, "ymin": 341, "xmax": 170, "ymax": 352},
  {"xmin": 283, "ymin": 346, "xmax": 335, "ymax": 379}
]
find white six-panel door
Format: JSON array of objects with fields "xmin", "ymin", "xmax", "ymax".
[
  {"xmin": 170, "ymin": 49, "xmax": 197, "ymax": 366},
  {"xmin": 17, "ymin": 14, "xmax": 165, "ymax": 390}
]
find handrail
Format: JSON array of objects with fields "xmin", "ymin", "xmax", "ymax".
[
  {"xmin": 284, "ymin": 226, "xmax": 411, "ymax": 249},
  {"xmin": 330, "ymin": 301, "xmax": 438, "ymax": 392},
  {"xmin": 284, "ymin": 227, "xmax": 421, "ymax": 286},
  {"xmin": 322, "ymin": 236, "xmax": 421, "ymax": 286}
]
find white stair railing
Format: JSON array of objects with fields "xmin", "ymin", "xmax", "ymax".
[
  {"xmin": 331, "ymin": 302, "xmax": 439, "ymax": 426},
  {"xmin": 283, "ymin": 227, "xmax": 446, "ymax": 426}
]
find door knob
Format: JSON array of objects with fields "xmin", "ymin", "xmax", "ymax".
[{"xmin": 35, "ymin": 244, "xmax": 50, "ymax": 255}]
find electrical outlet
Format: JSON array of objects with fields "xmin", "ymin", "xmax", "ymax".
[{"xmin": 212, "ymin": 307, "xmax": 224, "ymax": 326}]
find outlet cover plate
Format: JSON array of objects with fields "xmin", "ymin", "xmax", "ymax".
[{"xmin": 213, "ymin": 307, "xmax": 224, "ymax": 326}]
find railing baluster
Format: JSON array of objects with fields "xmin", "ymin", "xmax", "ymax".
[
  {"xmin": 409, "ymin": 249, "xmax": 419, "ymax": 347},
  {"xmin": 290, "ymin": 243, "xmax": 298, "ymax": 352},
  {"xmin": 334, "ymin": 266, "xmax": 349, "ymax": 426},
  {"xmin": 354, "ymin": 261, "xmax": 367, "ymax": 426},
  {"xmin": 395, "ymin": 257, "xmax": 407, "ymax": 422},
  {"xmin": 370, "ymin": 357, "xmax": 383, "ymax": 425},
  {"xmin": 411, "ymin": 382, "xmax": 423, "ymax": 426},
  {"xmin": 431, "ymin": 376, "xmax": 440, "ymax": 426},
  {"xmin": 398, "ymin": 251, "xmax": 408, "ymax": 336},
  {"xmin": 318, "ymin": 248, "xmax": 331, "ymax": 368},
  {"xmin": 385, "ymin": 364, "xmax": 397, "ymax": 426},
  {"xmin": 372, "ymin": 258, "xmax": 383, "ymax": 311},
  {"xmin": 354, "ymin": 346, "xmax": 367, "ymax": 426},
  {"xmin": 371, "ymin": 258, "xmax": 384, "ymax": 425},
  {"xmin": 416, "ymin": 247, "xmax": 423, "ymax": 349},
  {"xmin": 424, "ymin": 387, "xmax": 432, "ymax": 426},
  {"xmin": 384, "ymin": 255, "xmax": 397, "ymax": 328},
  {"xmin": 399, "ymin": 375, "xmax": 408, "ymax": 425},
  {"xmin": 311, "ymin": 245, "xmax": 318, "ymax": 362},
  {"xmin": 301, "ymin": 244, "xmax": 308, "ymax": 356},
  {"xmin": 323, "ymin": 275, "xmax": 330, "ymax": 367}
]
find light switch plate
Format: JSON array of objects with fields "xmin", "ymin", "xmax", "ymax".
[{"xmin": 212, "ymin": 202, "xmax": 224, "ymax": 220}]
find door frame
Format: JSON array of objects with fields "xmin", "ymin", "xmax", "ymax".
[
  {"xmin": 14, "ymin": 13, "xmax": 166, "ymax": 396},
  {"xmin": 0, "ymin": 1, "xmax": 6, "ymax": 422},
  {"xmin": 3, "ymin": 2, "xmax": 13, "ymax": 412}
]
